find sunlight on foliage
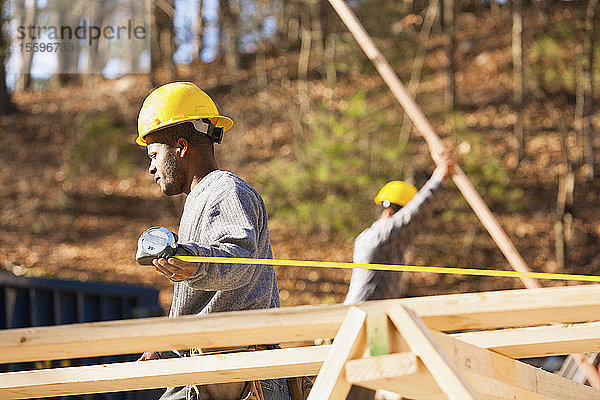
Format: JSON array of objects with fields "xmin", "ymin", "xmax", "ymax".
[
  {"xmin": 257, "ymin": 90, "xmax": 409, "ymax": 238},
  {"xmin": 71, "ymin": 114, "xmax": 135, "ymax": 178},
  {"xmin": 451, "ymin": 112, "xmax": 525, "ymax": 215}
]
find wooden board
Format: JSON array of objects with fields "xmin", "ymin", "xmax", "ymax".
[
  {"xmin": 388, "ymin": 306, "xmax": 482, "ymax": 400},
  {"xmin": 1, "ymin": 284, "xmax": 598, "ymax": 364},
  {"xmin": 345, "ymin": 353, "xmax": 446, "ymax": 399},
  {"xmin": 0, "ymin": 346, "xmax": 330, "ymax": 399},
  {"xmin": 345, "ymin": 332, "xmax": 600, "ymax": 400},
  {"xmin": 307, "ymin": 307, "xmax": 368, "ymax": 400},
  {"xmin": 453, "ymin": 321, "xmax": 600, "ymax": 358}
]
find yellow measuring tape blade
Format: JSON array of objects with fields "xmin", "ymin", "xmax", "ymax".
[{"xmin": 175, "ymin": 255, "xmax": 600, "ymax": 283}]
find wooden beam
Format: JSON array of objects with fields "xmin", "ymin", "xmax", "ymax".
[
  {"xmin": 345, "ymin": 353, "xmax": 447, "ymax": 399},
  {"xmin": 400, "ymin": 284, "xmax": 600, "ymax": 331},
  {"xmin": 388, "ymin": 306, "xmax": 482, "ymax": 400},
  {"xmin": 434, "ymin": 331, "xmax": 600, "ymax": 400},
  {"xmin": 1, "ymin": 285, "xmax": 599, "ymax": 363},
  {"xmin": 307, "ymin": 307, "xmax": 367, "ymax": 400},
  {"xmin": 345, "ymin": 335, "xmax": 600, "ymax": 400},
  {"xmin": 0, "ymin": 346, "xmax": 330, "ymax": 399},
  {"xmin": 453, "ymin": 321, "xmax": 600, "ymax": 358}
]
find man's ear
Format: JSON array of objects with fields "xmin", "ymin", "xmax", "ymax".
[
  {"xmin": 382, "ymin": 207, "xmax": 394, "ymax": 219},
  {"xmin": 175, "ymin": 138, "xmax": 189, "ymax": 158}
]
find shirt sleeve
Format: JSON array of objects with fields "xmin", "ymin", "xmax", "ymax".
[
  {"xmin": 353, "ymin": 169, "xmax": 445, "ymax": 264},
  {"xmin": 388, "ymin": 168, "xmax": 445, "ymax": 231},
  {"xmin": 179, "ymin": 185, "xmax": 266, "ymax": 291}
]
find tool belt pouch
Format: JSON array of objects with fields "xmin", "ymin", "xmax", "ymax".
[
  {"xmin": 186, "ymin": 347, "xmax": 265, "ymax": 400},
  {"xmin": 239, "ymin": 380, "xmax": 264, "ymax": 400},
  {"xmin": 286, "ymin": 376, "xmax": 314, "ymax": 400}
]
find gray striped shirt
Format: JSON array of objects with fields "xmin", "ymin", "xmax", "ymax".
[
  {"xmin": 344, "ymin": 170, "xmax": 444, "ymax": 304},
  {"xmin": 172, "ymin": 169, "xmax": 280, "ymax": 317},
  {"xmin": 159, "ymin": 170, "xmax": 281, "ymax": 400}
]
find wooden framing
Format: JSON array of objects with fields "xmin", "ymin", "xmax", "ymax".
[
  {"xmin": 0, "ymin": 284, "xmax": 599, "ymax": 399},
  {"xmin": 2, "ymin": 284, "xmax": 599, "ymax": 364}
]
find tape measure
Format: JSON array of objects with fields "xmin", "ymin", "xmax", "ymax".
[
  {"xmin": 136, "ymin": 227, "xmax": 600, "ymax": 282},
  {"xmin": 136, "ymin": 227, "xmax": 178, "ymax": 265}
]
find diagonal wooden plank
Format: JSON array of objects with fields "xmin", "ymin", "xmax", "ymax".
[
  {"xmin": 307, "ymin": 307, "xmax": 368, "ymax": 400},
  {"xmin": 433, "ymin": 331, "xmax": 600, "ymax": 399},
  {"xmin": 0, "ymin": 346, "xmax": 330, "ymax": 399},
  {"xmin": 388, "ymin": 305, "xmax": 482, "ymax": 400}
]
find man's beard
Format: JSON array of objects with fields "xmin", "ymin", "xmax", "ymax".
[{"xmin": 160, "ymin": 152, "xmax": 186, "ymax": 196}]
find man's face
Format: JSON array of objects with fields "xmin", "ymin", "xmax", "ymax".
[{"xmin": 146, "ymin": 141, "xmax": 186, "ymax": 196}]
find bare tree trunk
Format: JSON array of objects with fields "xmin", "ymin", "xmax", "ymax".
[
  {"xmin": 150, "ymin": 0, "xmax": 176, "ymax": 82},
  {"xmin": 555, "ymin": 102, "xmax": 574, "ymax": 272},
  {"xmin": 582, "ymin": 0, "xmax": 598, "ymax": 181},
  {"xmin": 324, "ymin": 33, "xmax": 337, "ymax": 89},
  {"xmin": 282, "ymin": 0, "xmax": 300, "ymax": 45},
  {"xmin": 150, "ymin": 0, "xmax": 159, "ymax": 86},
  {"xmin": 84, "ymin": 0, "xmax": 107, "ymax": 86},
  {"xmin": 195, "ymin": 0, "xmax": 204, "ymax": 64},
  {"xmin": 297, "ymin": 23, "xmax": 311, "ymax": 113},
  {"xmin": 533, "ymin": 0, "xmax": 548, "ymax": 25},
  {"xmin": 531, "ymin": 86, "xmax": 574, "ymax": 272},
  {"xmin": 16, "ymin": 0, "xmax": 38, "ymax": 92},
  {"xmin": 576, "ymin": 43, "xmax": 585, "ymax": 165},
  {"xmin": 555, "ymin": 168, "xmax": 574, "ymax": 272},
  {"xmin": 512, "ymin": 0, "xmax": 525, "ymax": 161},
  {"xmin": 0, "ymin": 0, "xmax": 15, "ymax": 114},
  {"xmin": 308, "ymin": 0, "xmax": 324, "ymax": 77},
  {"xmin": 53, "ymin": 4, "xmax": 80, "ymax": 88},
  {"xmin": 219, "ymin": 0, "xmax": 241, "ymax": 72},
  {"xmin": 443, "ymin": 0, "xmax": 456, "ymax": 113},
  {"xmin": 490, "ymin": 0, "xmax": 500, "ymax": 15},
  {"xmin": 255, "ymin": 0, "xmax": 268, "ymax": 87},
  {"xmin": 399, "ymin": 0, "xmax": 439, "ymax": 144}
]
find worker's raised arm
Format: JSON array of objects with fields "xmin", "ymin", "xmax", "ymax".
[{"xmin": 387, "ymin": 156, "xmax": 451, "ymax": 232}]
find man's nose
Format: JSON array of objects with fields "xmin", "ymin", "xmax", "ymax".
[{"xmin": 149, "ymin": 163, "xmax": 156, "ymax": 175}]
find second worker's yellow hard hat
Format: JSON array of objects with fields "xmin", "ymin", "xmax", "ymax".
[
  {"xmin": 373, "ymin": 180, "xmax": 418, "ymax": 207},
  {"xmin": 136, "ymin": 82, "xmax": 234, "ymax": 146}
]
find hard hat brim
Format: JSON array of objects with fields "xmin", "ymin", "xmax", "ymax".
[{"xmin": 136, "ymin": 115, "xmax": 234, "ymax": 146}]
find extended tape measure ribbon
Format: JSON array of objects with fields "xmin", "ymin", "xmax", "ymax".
[{"xmin": 175, "ymin": 255, "xmax": 600, "ymax": 283}]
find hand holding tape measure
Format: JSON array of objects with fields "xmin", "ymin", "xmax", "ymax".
[{"xmin": 136, "ymin": 227, "xmax": 197, "ymax": 281}]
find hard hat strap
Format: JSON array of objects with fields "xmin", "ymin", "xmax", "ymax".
[{"xmin": 191, "ymin": 119, "xmax": 224, "ymax": 144}]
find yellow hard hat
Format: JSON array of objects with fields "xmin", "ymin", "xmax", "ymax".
[
  {"xmin": 373, "ymin": 181, "xmax": 418, "ymax": 207},
  {"xmin": 136, "ymin": 82, "xmax": 234, "ymax": 146}
]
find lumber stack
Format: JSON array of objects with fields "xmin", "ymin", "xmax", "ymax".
[{"xmin": 0, "ymin": 284, "xmax": 599, "ymax": 399}]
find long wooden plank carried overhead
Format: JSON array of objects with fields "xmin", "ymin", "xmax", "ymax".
[
  {"xmin": 0, "ymin": 284, "xmax": 598, "ymax": 364},
  {"xmin": 326, "ymin": 0, "xmax": 539, "ymax": 290},
  {"xmin": 0, "ymin": 346, "xmax": 330, "ymax": 399}
]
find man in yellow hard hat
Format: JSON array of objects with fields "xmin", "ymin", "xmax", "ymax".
[
  {"xmin": 135, "ymin": 82, "xmax": 289, "ymax": 400},
  {"xmin": 345, "ymin": 151, "xmax": 455, "ymax": 305},
  {"xmin": 345, "ymin": 152, "xmax": 453, "ymax": 400}
]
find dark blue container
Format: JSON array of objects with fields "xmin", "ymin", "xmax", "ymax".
[{"xmin": 0, "ymin": 271, "xmax": 165, "ymax": 399}]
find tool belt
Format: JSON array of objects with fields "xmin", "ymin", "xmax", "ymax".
[{"xmin": 186, "ymin": 345, "xmax": 313, "ymax": 400}]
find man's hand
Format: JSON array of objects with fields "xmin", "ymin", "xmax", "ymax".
[
  {"xmin": 138, "ymin": 351, "xmax": 159, "ymax": 361},
  {"xmin": 433, "ymin": 150, "xmax": 456, "ymax": 180},
  {"xmin": 152, "ymin": 248, "xmax": 197, "ymax": 282}
]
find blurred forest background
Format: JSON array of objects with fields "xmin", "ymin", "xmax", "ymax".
[{"xmin": 0, "ymin": 0, "xmax": 599, "ymax": 310}]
